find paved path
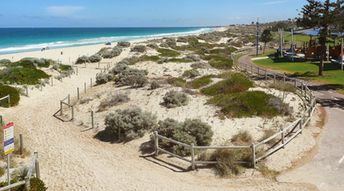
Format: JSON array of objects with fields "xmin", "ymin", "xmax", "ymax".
[{"xmin": 239, "ymin": 55, "xmax": 344, "ymax": 191}]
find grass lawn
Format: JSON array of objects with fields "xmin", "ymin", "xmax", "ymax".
[{"xmin": 253, "ymin": 57, "xmax": 344, "ymax": 94}]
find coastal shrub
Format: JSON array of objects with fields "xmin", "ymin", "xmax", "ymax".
[
  {"xmin": 205, "ymin": 55, "xmax": 233, "ymax": 69},
  {"xmin": 162, "ymin": 90, "xmax": 189, "ymax": 108},
  {"xmin": 167, "ymin": 77, "xmax": 186, "ymax": 87},
  {"xmin": 208, "ymin": 91, "xmax": 290, "ymax": 118},
  {"xmin": 19, "ymin": 58, "xmax": 53, "ymax": 68},
  {"xmin": 101, "ymin": 47, "xmax": 122, "ymax": 58},
  {"xmin": 185, "ymin": 54, "xmax": 201, "ymax": 62},
  {"xmin": 159, "ymin": 42, "xmax": 169, "ymax": 48},
  {"xmin": 29, "ymin": 177, "xmax": 48, "ymax": 191},
  {"xmin": 201, "ymin": 73, "xmax": 253, "ymax": 96},
  {"xmin": 165, "ymin": 38, "xmax": 177, "ymax": 48},
  {"xmin": 182, "ymin": 69, "xmax": 200, "ymax": 79},
  {"xmin": 117, "ymin": 41, "xmax": 131, "ymax": 48},
  {"xmin": 96, "ymin": 73, "xmax": 113, "ymax": 85},
  {"xmin": 157, "ymin": 48, "xmax": 180, "ymax": 57},
  {"xmin": 150, "ymin": 81, "xmax": 161, "ymax": 90},
  {"xmin": 98, "ymin": 93, "xmax": 130, "ymax": 112},
  {"xmin": 110, "ymin": 62, "xmax": 129, "ymax": 75},
  {"xmin": 186, "ymin": 75, "xmax": 213, "ymax": 89},
  {"xmin": 177, "ymin": 37, "xmax": 188, "ymax": 43},
  {"xmin": 147, "ymin": 43, "xmax": 159, "ymax": 49},
  {"xmin": 0, "ymin": 84, "xmax": 20, "ymax": 107},
  {"xmin": 116, "ymin": 68, "xmax": 148, "ymax": 88},
  {"xmin": 89, "ymin": 54, "xmax": 102, "ymax": 63},
  {"xmin": 156, "ymin": 118, "xmax": 213, "ymax": 156},
  {"xmin": 75, "ymin": 56, "xmax": 89, "ymax": 64},
  {"xmin": 104, "ymin": 107, "xmax": 157, "ymax": 141},
  {"xmin": 165, "ymin": 58, "xmax": 193, "ymax": 63},
  {"xmin": 208, "ymin": 148, "xmax": 251, "ymax": 176},
  {"xmin": 0, "ymin": 66, "xmax": 50, "ymax": 85},
  {"xmin": 231, "ymin": 130, "xmax": 253, "ymax": 145},
  {"xmin": 131, "ymin": 45, "xmax": 147, "ymax": 53},
  {"xmin": 0, "ymin": 59, "xmax": 11, "ymax": 66},
  {"xmin": 191, "ymin": 62, "xmax": 211, "ymax": 69},
  {"xmin": 269, "ymin": 82, "xmax": 296, "ymax": 93},
  {"xmin": 139, "ymin": 55, "xmax": 160, "ymax": 63}
]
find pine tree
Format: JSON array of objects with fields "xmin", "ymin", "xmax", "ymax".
[
  {"xmin": 297, "ymin": 0, "xmax": 338, "ymax": 76},
  {"xmin": 260, "ymin": 29, "xmax": 273, "ymax": 54}
]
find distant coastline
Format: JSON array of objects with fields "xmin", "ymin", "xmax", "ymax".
[{"xmin": 0, "ymin": 27, "xmax": 216, "ymax": 54}]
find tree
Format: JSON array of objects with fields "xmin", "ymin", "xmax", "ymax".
[
  {"xmin": 260, "ymin": 29, "xmax": 273, "ymax": 54},
  {"xmin": 297, "ymin": 0, "xmax": 338, "ymax": 76}
]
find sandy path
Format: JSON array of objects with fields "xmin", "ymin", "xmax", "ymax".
[{"xmin": 0, "ymin": 52, "xmax": 316, "ymax": 191}]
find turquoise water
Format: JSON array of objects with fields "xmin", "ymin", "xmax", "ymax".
[{"xmin": 0, "ymin": 27, "xmax": 213, "ymax": 54}]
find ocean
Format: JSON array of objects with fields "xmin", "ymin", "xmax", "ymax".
[{"xmin": 0, "ymin": 27, "xmax": 213, "ymax": 54}]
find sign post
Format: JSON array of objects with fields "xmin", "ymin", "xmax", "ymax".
[{"xmin": 3, "ymin": 122, "xmax": 14, "ymax": 190}]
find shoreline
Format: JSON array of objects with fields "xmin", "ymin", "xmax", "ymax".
[{"xmin": 0, "ymin": 26, "xmax": 224, "ymax": 60}]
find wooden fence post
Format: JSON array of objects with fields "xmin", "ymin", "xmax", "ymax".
[
  {"xmin": 91, "ymin": 111, "xmax": 94, "ymax": 129},
  {"xmin": 265, "ymin": 70, "xmax": 267, "ymax": 80},
  {"xmin": 0, "ymin": 115, "xmax": 3, "ymax": 126},
  {"xmin": 273, "ymin": 74, "xmax": 276, "ymax": 83},
  {"xmin": 34, "ymin": 152, "xmax": 40, "ymax": 179},
  {"xmin": 251, "ymin": 144, "xmax": 256, "ymax": 168},
  {"xmin": 299, "ymin": 118, "xmax": 303, "ymax": 134},
  {"xmin": 20, "ymin": 134, "xmax": 23, "ymax": 155},
  {"xmin": 90, "ymin": 78, "xmax": 93, "ymax": 87},
  {"xmin": 8, "ymin": 95, "xmax": 11, "ymax": 107},
  {"xmin": 191, "ymin": 144, "xmax": 195, "ymax": 170},
  {"xmin": 154, "ymin": 131, "xmax": 159, "ymax": 156},
  {"xmin": 25, "ymin": 86, "xmax": 29, "ymax": 96},
  {"xmin": 60, "ymin": 101, "xmax": 63, "ymax": 116},
  {"xmin": 67, "ymin": 94, "xmax": 70, "ymax": 105},
  {"xmin": 71, "ymin": 106, "xmax": 74, "ymax": 121},
  {"xmin": 281, "ymin": 128, "xmax": 285, "ymax": 148},
  {"xmin": 257, "ymin": 67, "xmax": 260, "ymax": 76},
  {"xmin": 84, "ymin": 82, "xmax": 86, "ymax": 94},
  {"xmin": 77, "ymin": 88, "xmax": 80, "ymax": 100}
]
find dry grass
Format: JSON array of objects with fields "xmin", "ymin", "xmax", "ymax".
[{"xmin": 231, "ymin": 130, "xmax": 253, "ymax": 146}]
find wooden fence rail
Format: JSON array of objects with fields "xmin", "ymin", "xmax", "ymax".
[{"xmin": 0, "ymin": 152, "xmax": 40, "ymax": 191}]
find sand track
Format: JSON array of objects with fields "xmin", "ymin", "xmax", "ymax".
[{"xmin": 0, "ymin": 63, "xmax": 317, "ymax": 191}]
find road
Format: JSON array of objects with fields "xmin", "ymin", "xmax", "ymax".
[{"xmin": 239, "ymin": 55, "xmax": 344, "ymax": 191}]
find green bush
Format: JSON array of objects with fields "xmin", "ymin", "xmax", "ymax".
[
  {"xmin": 208, "ymin": 91, "xmax": 290, "ymax": 118},
  {"xmin": 162, "ymin": 90, "xmax": 189, "ymax": 108},
  {"xmin": 150, "ymin": 81, "xmax": 161, "ymax": 90},
  {"xmin": 186, "ymin": 75, "xmax": 213, "ymax": 89},
  {"xmin": 96, "ymin": 73, "xmax": 113, "ymax": 85},
  {"xmin": 157, "ymin": 118, "xmax": 213, "ymax": 156},
  {"xmin": 157, "ymin": 48, "xmax": 180, "ymax": 57},
  {"xmin": 19, "ymin": 58, "xmax": 53, "ymax": 68},
  {"xmin": 117, "ymin": 41, "xmax": 131, "ymax": 48},
  {"xmin": 89, "ymin": 54, "xmax": 102, "ymax": 63},
  {"xmin": 115, "ymin": 68, "xmax": 148, "ymax": 88},
  {"xmin": 201, "ymin": 73, "xmax": 253, "ymax": 96},
  {"xmin": 75, "ymin": 56, "xmax": 89, "ymax": 64},
  {"xmin": 0, "ymin": 67, "xmax": 50, "ymax": 85},
  {"xmin": 167, "ymin": 77, "xmax": 186, "ymax": 87},
  {"xmin": 29, "ymin": 177, "xmax": 48, "ymax": 191},
  {"xmin": 205, "ymin": 55, "xmax": 233, "ymax": 69},
  {"xmin": 0, "ymin": 84, "xmax": 20, "ymax": 107},
  {"xmin": 182, "ymin": 69, "xmax": 200, "ymax": 79},
  {"xmin": 0, "ymin": 59, "xmax": 11, "ymax": 65},
  {"xmin": 110, "ymin": 62, "xmax": 129, "ymax": 75},
  {"xmin": 104, "ymin": 107, "xmax": 157, "ymax": 141},
  {"xmin": 269, "ymin": 82, "xmax": 296, "ymax": 93},
  {"xmin": 131, "ymin": 45, "xmax": 147, "ymax": 53}
]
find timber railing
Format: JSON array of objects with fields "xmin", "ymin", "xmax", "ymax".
[
  {"xmin": 0, "ymin": 95, "xmax": 10, "ymax": 108},
  {"xmin": 0, "ymin": 152, "xmax": 40, "ymax": 191},
  {"xmin": 152, "ymin": 53, "xmax": 317, "ymax": 170}
]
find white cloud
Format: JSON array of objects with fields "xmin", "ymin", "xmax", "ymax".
[
  {"xmin": 46, "ymin": 6, "xmax": 84, "ymax": 17},
  {"xmin": 263, "ymin": 1, "xmax": 287, "ymax": 5}
]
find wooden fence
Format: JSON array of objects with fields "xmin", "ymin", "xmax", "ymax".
[
  {"xmin": 0, "ymin": 152, "xmax": 40, "ymax": 191},
  {"xmin": 0, "ymin": 95, "xmax": 10, "ymax": 108},
  {"xmin": 153, "ymin": 57, "xmax": 317, "ymax": 169}
]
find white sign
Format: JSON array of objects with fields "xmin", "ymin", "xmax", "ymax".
[{"xmin": 3, "ymin": 122, "xmax": 14, "ymax": 155}]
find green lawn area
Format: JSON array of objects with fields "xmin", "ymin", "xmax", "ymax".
[{"xmin": 253, "ymin": 57, "xmax": 344, "ymax": 94}]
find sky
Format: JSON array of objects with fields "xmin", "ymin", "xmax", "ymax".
[{"xmin": 0, "ymin": 0, "xmax": 308, "ymax": 27}]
